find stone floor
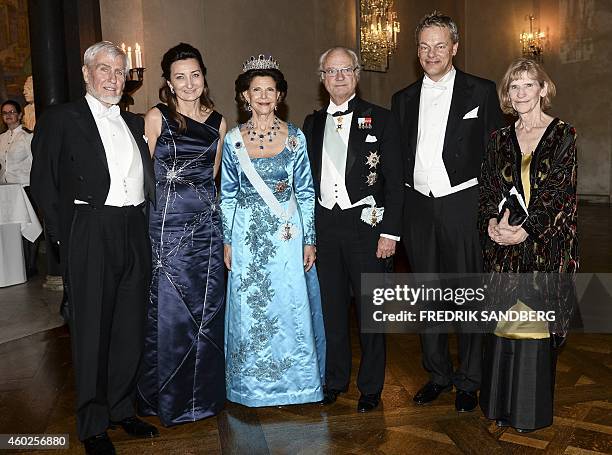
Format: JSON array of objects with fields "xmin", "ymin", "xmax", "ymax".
[{"xmin": 0, "ymin": 204, "xmax": 611, "ymax": 454}]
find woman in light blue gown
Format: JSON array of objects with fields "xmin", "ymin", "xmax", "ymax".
[{"xmin": 220, "ymin": 56, "xmax": 325, "ymax": 407}]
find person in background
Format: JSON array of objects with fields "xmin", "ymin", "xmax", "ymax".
[
  {"xmin": 0, "ymin": 99, "xmax": 38, "ymax": 276},
  {"xmin": 0, "ymin": 100, "xmax": 32, "ymax": 184}
]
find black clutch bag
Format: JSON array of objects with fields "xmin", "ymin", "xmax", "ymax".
[{"xmin": 497, "ymin": 193, "xmax": 528, "ymax": 226}]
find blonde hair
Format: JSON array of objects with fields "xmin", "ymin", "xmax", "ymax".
[
  {"xmin": 415, "ymin": 11, "xmax": 459, "ymax": 45},
  {"xmin": 498, "ymin": 58, "xmax": 556, "ymax": 115}
]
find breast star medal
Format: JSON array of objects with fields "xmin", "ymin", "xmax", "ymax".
[
  {"xmin": 366, "ymin": 171, "xmax": 377, "ymax": 186},
  {"xmin": 365, "ymin": 151, "xmax": 380, "ymax": 169}
]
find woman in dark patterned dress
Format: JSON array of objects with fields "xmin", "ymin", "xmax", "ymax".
[
  {"xmin": 137, "ymin": 43, "xmax": 227, "ymax": 426},
  {"xmin": 478, "ymin": 58, "xmax": 578, "ymax": 433}
]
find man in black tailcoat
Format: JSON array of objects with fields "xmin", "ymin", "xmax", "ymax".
[
  {"xmin": 31, "ymin": 41, "xmax": 158, "ymax": 455},
  {"xmin": 391, "ymin": 12, "xmax": 504, "ymax": 412},
  {"xmin": 303, "ymin": 46, "xmax": 403, "ymax": 413}
]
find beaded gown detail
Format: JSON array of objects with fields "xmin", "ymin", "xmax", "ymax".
[
  {"xmin": 220, "ymin": 124, "xmax": 325, "ymax": 407},
  {"xmin": 138, "ymin": 104, "xmax": 225, "ymax": 425}
]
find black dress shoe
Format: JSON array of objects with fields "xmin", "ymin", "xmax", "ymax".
[
  {"xmin": 110, "ymin": 416, "xmax": 159, "ymax": 438},
  {"xmin": 357, "ymin": 393, "xmax": 380, "ymax": 412},
  {"xmin": 320, "ymin": 389, "xmax": 341, "ymax": 405},
  {"xmin": 515, "ymin": 427, "xmax": 535, "ymax": 434},
  {"xmin": 83, "ymin": 432, "xmax": 115, "ymax": 455},
  {"xmin": 413, "ymin": 381, "xmax": 452, "ymax": 405},
  {"xmin": 495, "ymin": 419, "xmax": 511, "ymax": 428},
  {"xmin": 455, "ymin": 390, "xmax": 478, "ymax": 412}
]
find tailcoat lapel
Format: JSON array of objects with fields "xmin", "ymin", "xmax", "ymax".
[
  {"xmin": 346, "ymin": 98, "xmax": 369, "ymax": 178},
  {"xmin": 406, "ymin": 83, "xmax": 422, "ymax": 159},
  {"xmin": 72, "ymin": 97, "xmax": 108, "ymax": 171},
  {"xmin": 442, "ymin": 70, "xmax": 474, "ymax": 152},
  {"xmin": 311, "ymin": 108, "xmax": 327, "ymax": 186}
]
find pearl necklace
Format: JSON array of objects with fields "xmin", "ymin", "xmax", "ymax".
[{"xmin": 246, "ymin": 117, "xmax": 280, "ymax": 155}]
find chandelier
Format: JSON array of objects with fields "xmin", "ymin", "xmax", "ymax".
[
  {"xmin": 358, "ymin": 0, "xmax": 400, "ymax": 72},
  {"xmin": 520, "ymin": 15, "xmax": 546, "ymax": 61}
]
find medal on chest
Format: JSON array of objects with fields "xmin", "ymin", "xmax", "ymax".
[
  {"xmin": 335, "ymin": 116, "xmax": 344, "ymax": 131},
  {"xmin": 279, "ymin": 221, "xmax": 297, "ymax": 241}
]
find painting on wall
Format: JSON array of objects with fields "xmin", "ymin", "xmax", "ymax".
[{"xmin": 0, "ymin": 0, "xmax": 30, "ymax": 112}]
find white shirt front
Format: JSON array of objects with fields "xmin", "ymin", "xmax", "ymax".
[
  {"xmin": 84, "ymin": 93, "xmax": 144, "ymax": 206},
  {"xmin": 320, "ymin": 94, "xmax": 399, "ymax": 241},
  {"xmin": 319, "ymin": 95, "xmax": 355, "ymax": 210},
  {"xmin": 414, "ymin": 67, "xmax": 478, "ymax": 197},
  {"xmin": 0, "ymin": 125, "xmax": 33, "ymax": 185}
]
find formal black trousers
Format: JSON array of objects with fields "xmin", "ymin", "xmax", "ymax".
[
  {"xmin": 403, "ymin": 186, "xmax": 483, "ymax": 392},
  {"xmin": 315, "ymin": 204, "xmax": 386, "ymax": 395},
  {"xmin": 66, "ymin": 204, "xmax": 150, "ymax": 441}
]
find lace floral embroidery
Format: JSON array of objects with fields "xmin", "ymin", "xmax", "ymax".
[{"xmin": 225, "ymin": 152, "xmax": 297, "ymax": 383}]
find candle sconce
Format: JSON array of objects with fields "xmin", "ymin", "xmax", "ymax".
[{"xmin": 119, "ymin": 67, "xmax": 145, "ymax": 112}]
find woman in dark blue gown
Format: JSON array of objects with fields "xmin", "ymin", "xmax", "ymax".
[{"xmin": 137, "ymin": 43, "xmax": 227, "ymax": 426}]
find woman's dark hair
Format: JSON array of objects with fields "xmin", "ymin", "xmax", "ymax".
[
  {"xmin": 234, "ymin": 68, "xmax": 288, "ymax": 111},
  {"xmin": 159, "ymin": 42, "xmax": 214, "ymax": 133},
  {"xmin": 1, "ymin": 100, "xmax": 22, "ymax": 114}
]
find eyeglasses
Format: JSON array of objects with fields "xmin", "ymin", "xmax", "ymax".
[
  {"xmin": 321, "ymin": 67, "xmax": 356, "ymax": 77},
  {"xmin": 1, "ymin": 111, "xmax": 18, "ymax": 116}
]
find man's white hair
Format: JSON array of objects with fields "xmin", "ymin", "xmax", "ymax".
[
  {"xmin": 83, "ymin": 41, "xmax": 128, "ymax": 75},
  {"xmin": 318, "ymin": 46, "xmax": 361, "ymax": 81}
]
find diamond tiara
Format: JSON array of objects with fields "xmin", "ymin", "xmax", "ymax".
[{"xmin": 242, "ymin": 54, "xmax": 279, "ymax": 72}]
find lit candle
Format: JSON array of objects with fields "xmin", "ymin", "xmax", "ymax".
[
  {"xmin": 121, "ymin": 42, "xmax": 126, "ymax": 53},
  {"xmin": 135, "ymin": 43, "xmax": 142, "ymax": 68},
  {"xmin": 127, "ymin": 46, "xmax": 133, "ymax": 70}
]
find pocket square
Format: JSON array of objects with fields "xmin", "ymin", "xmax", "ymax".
[
  {"xmin": 365, "ymin": 134, "xmax": 377, "ymax": 143},
  {"xmin": 462, "ymin": 106, "xmax": 479, "ymax": 119}
]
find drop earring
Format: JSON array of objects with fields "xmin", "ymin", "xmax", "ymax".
[
  {"xmin": 246, "ymin": 102, "xmax": 252, "ymax": 112},
  {"xmin": 169, "ymin": 86, "xmax": 175, "ymax": 94}
]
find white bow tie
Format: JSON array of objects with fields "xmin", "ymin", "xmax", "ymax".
[
  {"xmin": 96, "ymin": 105, "xmax": 121, "ymax": 119},
  {"xmin": 422, "ymin": 80, "xmax": 447, "ymax": 91}
]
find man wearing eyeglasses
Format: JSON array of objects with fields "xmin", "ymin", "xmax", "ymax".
[
  {"xmin": 303, "ymin": 46, "xmax": 403, "ymax": 413},
  {"xmin": 391, "ymin": 12, "xmax": 504, "ymax": 412}
]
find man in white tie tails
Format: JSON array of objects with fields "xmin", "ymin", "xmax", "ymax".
[
  {"xmin": 303, "ymin": 47, "xmax": 403, "ymax": 412},
  {"xmin": 391, "ymin": 12, "xmax": 504, "ymax": 412},
  {"xmin": 30, "ymin": 41, "xmax": 158, "ymax": 455}
]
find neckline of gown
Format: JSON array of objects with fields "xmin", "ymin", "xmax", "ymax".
[
  {"xmin": 510, "ymin": 117, "xmax": 559, "ymax": 158},
  {"xmin": 182, "ymin": 109, "xmax": 217, "ymax": 128},
  {"xmin": 158, "ymin": 103, "xmax": 218, "ymax": 129}
]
